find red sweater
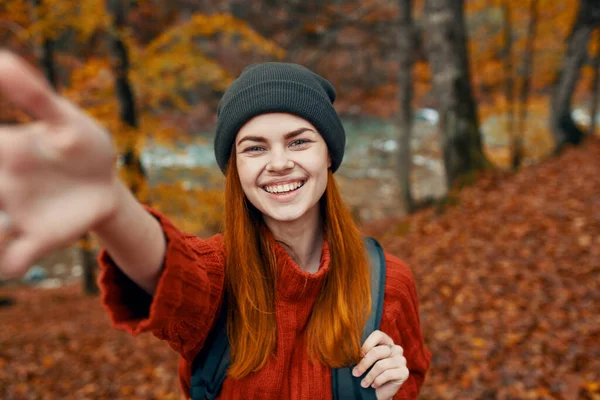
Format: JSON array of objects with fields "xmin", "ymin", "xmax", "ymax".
[{"xmin": 98, "ymin": 208, "xmax": 431, "ymax": 399}]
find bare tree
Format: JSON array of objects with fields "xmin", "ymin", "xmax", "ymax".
[
  {"xmin": 514, "ymin": 0, "xmax": 538, "ymax": 169},
  {"xmin": 32, "ymin": 0, "xmax": 57, "ymax": 89},
  {"xmin": 396, "ymin": 0, "xmax": 415, "ymax": 213},
  {"xmin": 106, "ymin": 0, "xmax": 147, "ymax": 198},
  {"xmin": 502, "ymin": 0, "xmax": 515, "ymax": 158},
  {"xmin": 550, "ymin": 0, "xmax": 600, "ymax": 151},
  {"xmin": 589, "ymin": 29, "xmax": 600, "ymax": 136},
  {"xmin": 422, "ymin": 0, "xmax": 488, "ymax": 190}
]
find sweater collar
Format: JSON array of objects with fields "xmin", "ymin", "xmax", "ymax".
[{"xmin": 270, "ymin": 235, "xmax": 331, "ymax": 303}]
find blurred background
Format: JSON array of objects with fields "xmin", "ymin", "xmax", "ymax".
[{"xmin": 1, "ymin": 0, "xmax": 599, "ymax": 398}]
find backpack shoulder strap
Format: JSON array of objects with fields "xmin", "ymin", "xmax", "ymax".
[
  {"xmin": 331, "ymin": 236, "xmax": 387, "ymax": 400},
  {"xmin": 361, "ymin": 237, "xmax": 387, "ymax": 341},
  {"xmin": 190, "ymin": 296, "xmax": 231, "ymax": 400}
]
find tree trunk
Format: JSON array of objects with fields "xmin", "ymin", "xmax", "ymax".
[
  {"xmin": 514, "ymin": 0, "xmax": 538, "ymax": 169},
  {"xmin": 502, "ymin": 0, "xmax": 515, "ymax": 158},
  {"xmin": 423, "ymin": 0, "xmax": 488, "ymax": 190},
  {"xmin": 80, "ymin": 235, "xmax": 99, "ymax": 295},
  {"xmin": 32, "ymin": 0, "xmax": 57, "ymax": 88},
  {"xmin": 107, "ymin": 0, "xmax": 147, "ymax": 199},
  {"xmin": 0, "ymin": 297, "xmax": 15, "ymax": 308},
  {"xmin": 396, "ymin": 0, "xmax": 415, "ymax": 214},
  {"xmin": 589, "ymin": 28, "xmax": 600, "ymax": 136},
  {"xmin": 32, "ymin": 0, "xmax": 99, "ymax": 295},
  {"xmin": 550, "ymin": 0, "xmax": 600, "ymax": 151}
]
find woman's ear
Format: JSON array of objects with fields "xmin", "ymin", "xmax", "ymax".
[{"xmin": 327, "ymin": 154, "xmax": 332, "ymax": 168}]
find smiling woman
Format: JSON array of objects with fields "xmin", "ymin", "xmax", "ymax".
[{"xmin": 0, "ymin": 53, "xmax": 431, "ymax": 400}]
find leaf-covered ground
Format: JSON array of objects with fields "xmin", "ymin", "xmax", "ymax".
[
  {"xmin": 0, "ymin": 285, "xmax": 182, "ymax": 399},
  {"xmin": 365, "ymin": 137, "xmax": 600, "ymax": 399},
  {"xmin": 1, "ymin": 138, "xmax": 599, "ymax": 400}
]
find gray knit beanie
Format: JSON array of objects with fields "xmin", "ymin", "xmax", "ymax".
[{"xmin": 214, "ymin": 62, "xmax": 346, "ymax": 173}]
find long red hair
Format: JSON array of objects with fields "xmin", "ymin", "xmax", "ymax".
[{"xmin": 224, "ymin": 153, "xmax": 371, "ymax": 379}]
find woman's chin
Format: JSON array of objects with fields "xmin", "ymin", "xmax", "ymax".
[{"xmin": 263, "ymin": 209, "xmax": 306, "ymax": 223}]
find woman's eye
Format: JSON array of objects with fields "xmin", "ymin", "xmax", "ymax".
[
  {"xmin": 244, "ymin": 146, "xmax": 265, "ymax": 153},
  {"xmin": 290, "ymin": 139, "xmax": 311, "ymax": 147}
]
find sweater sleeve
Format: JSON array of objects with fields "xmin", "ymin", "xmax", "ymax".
[
  {"xmin": 380, "ymin": 253, "xmax": 432, "ymax": 400},
  {"xmin": 97, "ymin": 206, "xmax": 226, "ymax": 362}
]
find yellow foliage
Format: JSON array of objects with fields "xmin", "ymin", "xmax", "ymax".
[
  {"xmin": 150, "ymin": 183, "xmax": 224, "ymax": 236},
  {"xmin": 141, "ymin": 115, "xmax": 188, "ymax": 144},
  {"xmin": 134, "ymin": 47, "xmax": 231, "ymax": 110},
  {"xmin": 465, "ymin": 0, "xmax": 489, "ymax": 14},
  {"xmin": 132, "ymin": 13, "xmax": 285, "ymax": 111},
  {"xmin": 19, "ymin": 3, "xmax": 284, "ymax": 144},
  {"xmin": 413, "ymin": 61, "xmax": 431, "ymax": 102},
  {"xmin": 59, "ymin": 11, "xmax": 286, "ymax": 155},
  {"xmin": 112, "ymin": 124, "xmax": 146, "ymax": 155},
  {"xmin": 484, "ymin": 146, "xmax": 512, "ymax": 169},
  {"xmin": 75, "ymin": 0, "xmax": 110, "ymax": 42},
  {"xmin": 586, "ymin": 382, "xmax": 600, "ymax": 392},
  {"xmin": 414, "ymin": 61, "xmax": 431, "ymax": 81},
  {"xmin": 1, "ymin": 0, "xmax": 30, "ymax": 28},
  {"xmin": 146, "ymin": 13, "xmax": 284, "ymax": 58},
  {"xmin": 481, "ymin": 60, "xmax": 504, "ymax": 87},
  {"xmin": 26, "ymin": 0, "xmax": 108, "ymax": 43},
  {"xmin": 477, "ymin": 102, "xmax": 497, "ymax": 123},
  {"xmin": 590, "ymin": 30, "xmax": 600, "ymax": 56}
]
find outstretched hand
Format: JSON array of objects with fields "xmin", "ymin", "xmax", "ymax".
[{"xmin": 0, "ymin": 50, "xmax": 119, "ymax": 278}]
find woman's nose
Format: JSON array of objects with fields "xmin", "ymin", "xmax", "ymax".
[{"xmin": 267, "ymin": 149, "xmax": 294, "ymax": 172}]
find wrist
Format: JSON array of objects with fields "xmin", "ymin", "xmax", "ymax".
[{"xmin": 91, "ymin": 178, "xmax": 133, "ymax": 237}]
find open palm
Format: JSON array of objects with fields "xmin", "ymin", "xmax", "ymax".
[{"xmin": 0, "ymin": 51, "xmax": 119, "ymax": 278}]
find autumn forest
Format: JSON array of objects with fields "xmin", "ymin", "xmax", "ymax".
[{"xmin": 1, "ymin": 0, "xmax": 599, "ymax": 399}]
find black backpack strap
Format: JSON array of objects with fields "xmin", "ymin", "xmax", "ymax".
[
  {"xmin": 190, "ymin": 296, "xmax": 231, "ymax": 400},
  {"xmin": 331, "ymin": 237, "xmax": 387, "ymax": 400}
]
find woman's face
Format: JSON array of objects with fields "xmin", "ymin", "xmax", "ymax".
[{"xmin": 235, "ymin": 113, "xmax": 331, "ymax": 223}]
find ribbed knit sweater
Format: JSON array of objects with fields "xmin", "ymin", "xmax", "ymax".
[{"xmin": 97, "ymin": 208, "xmax": 431, "ymax": 399}]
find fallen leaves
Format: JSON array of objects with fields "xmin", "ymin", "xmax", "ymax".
[
  {"xmin": 366, "ymin": 137, "xmax": 600, "ymax": 399},
  {"xmin": 0, "ymin": 285, "xmax": 182, "ymax": 399}
]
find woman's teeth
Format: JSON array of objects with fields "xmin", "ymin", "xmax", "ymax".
[{"xmin": 264, "ymin": 181, "xmax": 305, "ymax": 194}]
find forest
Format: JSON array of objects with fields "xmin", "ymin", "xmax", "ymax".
[{"xmin": 1, "ymin": 0, "xmax": 599, "ymax": 398}]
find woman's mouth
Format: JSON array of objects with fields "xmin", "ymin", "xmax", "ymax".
[{"xmin": 262, "ymin": 180, "xmax": 306, "ymax": 195}]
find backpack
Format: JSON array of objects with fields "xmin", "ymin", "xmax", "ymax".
[{"xmin": 190, "ymin": 237, "xmax": 386, "ymax": 400}]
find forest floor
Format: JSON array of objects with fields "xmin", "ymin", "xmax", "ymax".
[
  {"xmin": 1, "ymin": 137, "xmax": 599, "ymax": 400},
  {"xmin": 363, "ymin": 136, "xmax": 600, "ymax": 399}
]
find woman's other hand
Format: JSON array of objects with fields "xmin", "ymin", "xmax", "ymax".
[{"xmin": 352, "ymin": 330, "xmax": 410, "ymax": 400}]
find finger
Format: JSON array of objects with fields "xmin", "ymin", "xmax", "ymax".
[
  {"xmin": 0, "ymin": 211, "xmax": 14, "ymax": 241},
  {"xmin": 390, "ymin": 344, "xmax": 404, "ymax": 357},
  {"xmin": 372, "ymin": 367, "xmax": 409, "ymax": 389},
  {"xmin": 0, "ymin": 236, "xmax": 46, "ymax": 279},
  {"xmin": 0, "ymin": 50, "xmax": 65, "ymax": 122},
  {"xmin": 360, "ymin": 356, "xmax": 397, "ymax": 388},
  {"xmin": 352, "ymin": 344, "xmax": 394, "ymax": 377},
  {"xmin": 0, "ymin": 123, "xmax": 31, "ymax": 135},
  {"xmin": 361, "ymin": 330, "xmax": 394, "ymax": 356}
]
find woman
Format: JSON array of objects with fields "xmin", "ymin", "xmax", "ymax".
[{"xmin": 0, "ymin": 52, "xmax": 431, "ymax": 399}]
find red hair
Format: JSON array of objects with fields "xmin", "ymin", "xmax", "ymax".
[{"xmin": 224, "ymin": 153, "xmax": 371, "ymax": 379}]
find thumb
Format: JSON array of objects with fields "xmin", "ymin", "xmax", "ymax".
[
  {"xmin": 0, "ymin": 237, "xmax": 46, "ymax": 279},
  {"xmin": 0, "ymin": 50, "xmax": 65, "ymax": 123}
]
